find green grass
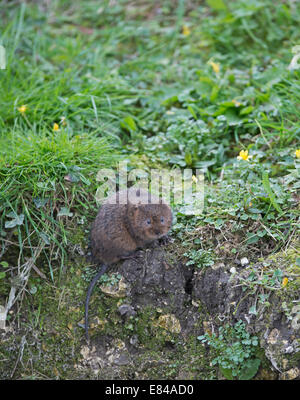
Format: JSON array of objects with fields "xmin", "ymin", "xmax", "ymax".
[{"xmin": 0, "ymin": 127, "xmax": 116, "ymax": 274}]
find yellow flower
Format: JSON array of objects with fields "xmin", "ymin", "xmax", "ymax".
[
  {"xmin": 208, "ymin": 60, "xmax": 220, "ymax": 75},
  {"xmin": 53, "ymin": 123, "xmax": 60, "ymax": 131},
  {"xmin": 182, "ymin": 25, "xmax": 191, "ymax": 36},
  {"xmin": 295, "ymin": 149, "xmax": 300, "ymax": 158},
  {"xmin": 237, "ymin": 150, "xmax": 252, "ymax": 161},
  {"xmin": 232, "ymin": 99, "xmax": 241, "ymax": 107},
  {"xmin": 18, "ymin": 105, "xmax": 27, "ymax": 114},
  {"xmin": 192, "ymin": 175, "xmax": 198, "ymax": 183},
  {"xmin": 282, "ymin": 277, "xmax": 288, "ymax": 287}
]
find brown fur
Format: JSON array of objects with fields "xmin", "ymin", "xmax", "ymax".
[{"xmin": 90, "ymin": 188, "xmax": 173, "ymax": 264}]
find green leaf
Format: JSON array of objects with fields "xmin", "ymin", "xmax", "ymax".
[
  {"xmin": 206, "ymin": 0, "xmax": 227, "ymax": 10},
  {"xmin": 187, "ymin": 105, "xmax": 197, "ymax": 119},
  {"xmin": 57, "ymin": 207, "xmax": 73, "ymax": 217},
  {"xmin": 224, "ymin": 109, "xmax": 243, "ymax": 126},
  {"xmin": 79, "ymin": 173, "xmax": 91, "ymax": 186},
  {"xmin": 0, "ymin": 271, "xmax": 6, "ymax": 279},
  {"xmin": 210, "ymin": 85, "xmax": 219, "ymax": 102},
  {"xmin": 30, "ymin": 286, "xmax": 37, "ymax": 294},
  {"xmin": 194, "ymin": 160, "xmax": 216, "ymax": 168},
  {"xmin": 240, "ymin": 213, "xmax": 249, "ymax": 220},
  {"xmin": 249, "ymin": 305, "xmax": 257, "ymax": 315},
  {"xmin": 120, "ymin": 116, "xmax": 137, "ymax": 132},
  {"xmin": 220, "ymin": 366, "xmax": 234, "ymax": 380},
  {"xmin": 169, "ymin": 155, "xmax": 186, "ymax": 167},
  {"xmin": 5, "ymin": 213, "xmax": 24, "ymax": 229},
  {"xmin": 65, "ymin": 172, "xmax": 80, "ymax": 183},
  {"xmin": 39, "ymin": 232, "xmax": 50, "ymax": 245},
  {"xmin": 161, "ymin": 95, "xmax": 178, "ymax": 106},
  {"xmin": 272, "ymin": 269, "xmax": 283, "ymax": 279},
  {"xmin": 0, "ymin": 261, "xmax": 9, "ymax": 268},
  {"xmin": 262, "ymin": 171, "xmax": 283, "ymax": 214},
  {"xmin": 238, "ymin": 359, "xmax": 261, "ymax": 380},
  {"xmin": 240, "ymin": 106, "xmax": 254, "ymax": 115},
  {"xmin": 33, "ymin": 197, "xmax": 49, "ymax": 208},
  {"xmin": 248, "ymin": 208, "xmax": 262, "ymax": 214},
  {"xmin": 184, "ymin": 151, "xmax": 193, "ymax": 166}
]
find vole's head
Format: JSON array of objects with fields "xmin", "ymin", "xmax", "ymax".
[{"xmin": 128, "ymin": 189, "xmax": 173, "ymax": 242}]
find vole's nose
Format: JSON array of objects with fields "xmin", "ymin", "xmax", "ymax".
[{"xmin": 155, "ymin": 230, "xmax": 160, "ymax": 236}]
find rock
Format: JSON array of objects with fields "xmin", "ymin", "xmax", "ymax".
[
  {"xmin": 240, "ymin": 257, "xmax": 249, "ymax": 266},
  {"xmin": 129, "ymin": 335, "xmax": 139, "ymax": 347},
  {"xmin": 100, "ymin": 276, "xmax": 128, "ymax": 298},
  {"xmin": 267, "ymin": 328, "xmax": 280, "ymax": 345},
  {"xmin": 156, "ymin": 314, "xmax": 181, "ymax": 334},
  {"xmin": 280, "ymin": 367, "xmax": 300, "ymax": 380},
  {"xmin": 113, "ymin": 353, "xmax": 130, "ymax": 366},
  {"xmin": 118, "ymin": 304, "xmax": 136, "ymax": 317}
]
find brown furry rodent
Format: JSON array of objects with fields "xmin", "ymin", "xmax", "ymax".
[{"xmin": 85, "ymin": 187, "xmax": 173, "ymax": 342}]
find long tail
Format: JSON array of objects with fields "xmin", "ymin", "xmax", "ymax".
[{"xmin": 85, "ymin": 264, "xmax": 108, "ymax": 343}]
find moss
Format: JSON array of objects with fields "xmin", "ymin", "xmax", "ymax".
[
  {"xmin": 0, "ymin": 251, "xmax": 91, "ymax": 378},
  {"xmin": 67, "ymin": 225, "xmax": 88, "ymax": 248},
  {"xmin": 266, "ymin": 241, "xmax": 300, "ymax": 313},
  {"xmin": 131, "ymin": 334, "xmax": 217, "ymax": 380},
  {"xmin": 267, "ymin": 241, "xmax": 299, "ymax": 269}
]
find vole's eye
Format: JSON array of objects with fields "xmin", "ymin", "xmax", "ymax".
[
  {"xmin": 146, "ymin": 218, "xmax": 151, "ymax": 225},
  {"xmin": 160, "ymin": 217, "xmax": 164, "ymax": 223}
]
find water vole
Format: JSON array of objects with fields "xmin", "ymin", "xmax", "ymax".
[{"xmin": 85, "ymin": 187, "xmax": 173, "ymax": 342}]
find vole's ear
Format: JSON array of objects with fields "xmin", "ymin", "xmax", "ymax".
[
  {"xmin": 127, "ymin": 202, "xmax": 139, "ymax": 220},
  {"xmin": 127, "ymin": 201, "xmax": 138, "ymax": 212}
]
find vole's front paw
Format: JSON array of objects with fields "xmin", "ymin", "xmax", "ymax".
[
  {"xmin": 121, "ymin": 250, "xmax": 144, "ymax": 261},
  {"xmin": 158, "ymin": 235, "xmax": 171, "ymax": 246},
  {"xmin": 132, "ymin": 250, "xmax": 145, "ymax": 259}
]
